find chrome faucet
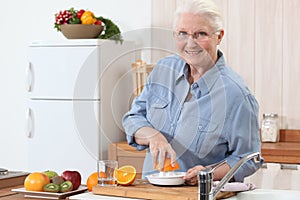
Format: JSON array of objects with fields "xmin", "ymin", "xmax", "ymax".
[{"xmin": 198, "ymin": 152, "xmax": 261, "ymax": 200}]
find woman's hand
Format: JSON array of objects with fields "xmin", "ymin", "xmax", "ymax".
[
  {"xmin": 135, "ymin": 126, "xmax": 176, "ymax": 170},
  {"xmin": 149, "ymin": 132, "xmax": 176, "ymax": 170},
  {"xmin": 183, "ymin": 165, "xmax": 206, "ymax": 185}
]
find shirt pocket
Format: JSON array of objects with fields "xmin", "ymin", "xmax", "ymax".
[
  {"xmin": 147, "ymin": 95, "xmax": 169, "ymax": 131},
  {"xmin": 195, "ymin": 118, "xmax": 220, "ymax": 157}
]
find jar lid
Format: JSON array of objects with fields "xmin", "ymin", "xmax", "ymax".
[{"xmin": 263, "ymin": 113, "xmax": 278, "ymax": 118}]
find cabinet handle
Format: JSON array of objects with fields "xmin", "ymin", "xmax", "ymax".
[
  {"xmin": 26, "ymin": 62, "xmax": 33, "ymax": 92},
  {"xmin": 280, "ymin": 164, "xmax": 298, "ymax": 170},
  {"xmin": 26, "ymin": 108, "xmax": 33, "ymax": 138}
]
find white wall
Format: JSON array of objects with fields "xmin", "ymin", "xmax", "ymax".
[{"xmin": 0, "ymin": 0, "xmax": 151, "ymax": 171}]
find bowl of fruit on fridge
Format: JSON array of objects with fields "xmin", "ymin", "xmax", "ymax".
[{"xmin": 54, "ymin": 8, "xmax": 122, "ymax": 41}]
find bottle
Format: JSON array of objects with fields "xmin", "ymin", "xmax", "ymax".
[{"xmin": 261, "ymin": 113, "xmax": 280, "ymax": 142}]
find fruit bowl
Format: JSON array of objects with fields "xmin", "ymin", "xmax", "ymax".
[{"xmin": 60, "ymin": 24, "xmax": 104, "ymax": 39}]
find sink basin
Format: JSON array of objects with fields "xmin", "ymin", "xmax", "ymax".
[{"xmin": 227, "ymin": 189, "xmax": 300, "ymax": 200}]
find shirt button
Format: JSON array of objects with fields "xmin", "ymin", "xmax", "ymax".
[{"xmin": 192, "ymin": 83, "xmax": 198, "ymax": 89}]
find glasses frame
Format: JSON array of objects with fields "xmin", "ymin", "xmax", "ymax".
[{"xmin": 173, "ymin": 30, "xmax": 220, "ymax": 42}]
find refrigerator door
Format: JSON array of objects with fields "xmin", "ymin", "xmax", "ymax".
[
  {"xmin": 27, "ymin": 100, "xmax": 100, "ymax": 182},
  {"xmin": 28, "ymin": 46, "xmax": 100, "ymax": 100}
]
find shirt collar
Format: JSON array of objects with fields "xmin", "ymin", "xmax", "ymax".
[{"xmin": 176, "ymin": 50, "xmax": 226, "ymax": 95}]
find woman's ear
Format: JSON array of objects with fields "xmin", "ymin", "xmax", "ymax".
[{"xmin": 217, "ymin": 29, "xmax": 224, "ymax": 45}]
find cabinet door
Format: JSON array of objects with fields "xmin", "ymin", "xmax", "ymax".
[
  {"xmin": 27, "ymin": 100, "xmax": 100, "ymax": 182},
  {"xmin": 244, "ymin": 163, "xmax": 300, "ymax": 190},
  {"xmin": 254, "ymin": 0, "xmax": 283, "ymax": 122},
  {"xmin": 226, "ymin": 0, "xmax": 255, "ymax": 92},
  {"xmin": 28, "ymin": 46, "xmax": 100, "ymax": 99},
  {"xmin": 282, "ymin": 0, "xmax": 300, "ymax": 129}
]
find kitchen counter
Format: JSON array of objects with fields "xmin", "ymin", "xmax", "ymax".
[
  {"xmin": 0, "ymin": 185, "xmax": 132, "ymax": 200},
  {"xmin": 64, "ymin": 189, "xmax": 300, "ymax": 200},
  {"xmin": 262, "ymin": 129, "xmax": 300, "ymax": 164},
  {"xmin": 3, "ymin": 184, "xmax": 300, "ymax": 200}
]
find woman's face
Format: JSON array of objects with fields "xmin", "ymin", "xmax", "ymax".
[{"xmin": 174, "ymin": 12, "xmax": 223, "ymax": 68}]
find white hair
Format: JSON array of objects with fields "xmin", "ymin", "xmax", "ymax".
[{"xmin": 173, "ymin": 0, "xmax": 223, "ymax": 31}]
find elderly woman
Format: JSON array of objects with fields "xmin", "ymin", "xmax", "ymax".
[{"xmin": 122, "ymin": 0, "xmax": 262, "ymax": 185}]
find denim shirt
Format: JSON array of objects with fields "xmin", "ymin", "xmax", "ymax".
[{"xmin": 122, "ymin": 51, "xmax": 262, "ymax": 182}]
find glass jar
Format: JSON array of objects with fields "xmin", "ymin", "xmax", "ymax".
[{"xmin": 261, "ymin": 113, "xmax": 280, "ymax": 142}]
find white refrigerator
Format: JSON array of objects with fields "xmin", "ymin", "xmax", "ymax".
[{"xmin": 26, "ymin": 39, "xmax": 135, "ymax": 182}]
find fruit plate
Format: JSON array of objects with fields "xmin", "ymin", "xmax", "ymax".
[
  {"xmin": 11, "ymin": 185, "xmax": 87, "ymax": 199},
  {"xmin": 146, "ymin": 172, "xmax": 186, "ymax": 186}
]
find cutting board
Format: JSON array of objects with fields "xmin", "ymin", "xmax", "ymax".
[{"xmin": 92, "ymin": 180, "xmax": 236, "ymax": 200}]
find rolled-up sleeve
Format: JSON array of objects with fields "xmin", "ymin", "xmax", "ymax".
[
  {"xmin": 226, "ymin": 93, "xmax": 263, "ymax": 182},
  {"xmin": 122, "ymin": 76, "xmax": 153, "ymax": 151}
]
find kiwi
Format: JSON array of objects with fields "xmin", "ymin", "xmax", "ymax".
[
  {"xmin": 60, "ymin": 181, "xmax": 73, "ymax": 192},
  {"xmin": 43, "ymin": 183, "xmax": 60, "ymax": 193},
  {"xmin": 51, "ymin": 176, "xmax": 65, "ymax": 185}
]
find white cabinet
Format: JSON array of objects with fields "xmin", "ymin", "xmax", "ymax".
[
  {"xmin": 26, "ymin": 39, "xmax": 135, "ymax": 182},
  {"xmin": 244, "ymin": 163, "xmax": 300, "ymax": 190},
  {"xmin": 27, "ymin": 100, "xmax": 100, "ymax": 177}
]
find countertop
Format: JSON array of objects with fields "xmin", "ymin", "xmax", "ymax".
[
  {"xmin": 261, "ymin": 129, "xmax": 300, "ymax": 164},
  {"xmin": 2, "ymin": 184, "xmax": 300, "ymax": 200},
  {"xmin": 61, "ymin": 189, "xmax": 300, "ymax": 200}
]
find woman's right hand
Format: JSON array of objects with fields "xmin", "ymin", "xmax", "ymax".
[
  {"xmin": 149, "ymin": 131, "xmax": 176, "ymax": 170},
  {"xmin": 135, "ymin": 126, "xmax": 176, "ymax": 170}
]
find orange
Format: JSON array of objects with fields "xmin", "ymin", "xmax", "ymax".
[
  {"xmin": 155, "ymin": 158, "xmax": 180, "ymax": 172},
  {"xmin": 24, "ymin": 172, "xmax": 50, "ymax": 192},
  {"xmin": 86, "ymin": 172, "xmax": 106, "ymax": 192},
  {"xmin": 116, "ymin": 165, "xmax": 136, "ymax": 186}
]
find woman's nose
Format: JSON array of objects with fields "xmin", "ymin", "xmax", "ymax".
[{"xmin": 186, "ymin": 36, "xmax": 201, "ymax": 48}]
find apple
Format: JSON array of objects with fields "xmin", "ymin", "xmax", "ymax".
[{"xmin": 61, "ymin": 170, "xmax": 81, "ymax": 190}]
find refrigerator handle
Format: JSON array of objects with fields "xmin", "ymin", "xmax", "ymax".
[
  {"xmin": 26, "ymin": 62, "xmax": 33, "ymax": 92},
  {"xmin": 26, "ymin": 108, "xmax": 33, "ymax": 138}
]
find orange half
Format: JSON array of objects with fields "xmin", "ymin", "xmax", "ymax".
[
  {"xmin": 116, "ymin": 165, "xmax": 136, "ymax": 186},
  {"xmin": 155, "ymin": 158, "xmax": 180, "ymax": 172}
]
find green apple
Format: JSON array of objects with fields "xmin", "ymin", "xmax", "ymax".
[{"xmin": 43, "ymin": 170, "xmax": 58, "ymax": 179}]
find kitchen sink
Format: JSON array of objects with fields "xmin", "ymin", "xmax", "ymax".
[{"xmin": 227, "ymin": 189, "xmax": 300, "ymax": 200}]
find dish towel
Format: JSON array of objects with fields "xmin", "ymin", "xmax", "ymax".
[{"xmin": 213, "ymin": 181, "xmax": 256, "ymax": 192}]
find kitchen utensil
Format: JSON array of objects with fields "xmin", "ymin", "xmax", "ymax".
[
  {"xmin": 146, "ymin": 171, "xmax": 186, "ymax": 186},
  {"xmin": 0, "ymin": 168, "xmax": 8, "ymax": 175}
]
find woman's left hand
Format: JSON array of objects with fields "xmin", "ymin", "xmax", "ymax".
[{"xmin": 183, "ymin": 165, "xmax": 206, "ymax": 185}]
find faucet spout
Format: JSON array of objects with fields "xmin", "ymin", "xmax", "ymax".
[{"xmin": 198, "ymin": 152, "xmax": 261, "ymax": 200}]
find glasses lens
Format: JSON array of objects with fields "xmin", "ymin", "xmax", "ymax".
[{"xmin": 174, "ymin": 31, "xmax": 214, "ymax": 41}]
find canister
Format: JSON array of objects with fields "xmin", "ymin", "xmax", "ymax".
[{"xmin": 261, "ymin": 113, "xmax": 279, "ymax": 142}]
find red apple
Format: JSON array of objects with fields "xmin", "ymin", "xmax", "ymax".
[{"xmin": 61, "ymin": 170, "xmax": 81, "ymax": 190}]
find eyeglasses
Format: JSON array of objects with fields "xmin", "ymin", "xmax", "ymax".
[{"xmin": 173, "ymin": 30, "xmax": 219, "ymax": 42}]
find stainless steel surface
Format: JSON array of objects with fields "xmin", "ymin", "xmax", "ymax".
[
  {"xmin": 0, "ymin": 168, "xmax": 8, "ymax": 175},
  {"xmin": 280, "ymin": 164, "xmax": 298, "ymax": 170},
  {"xmin": 0, "ymin": 171, "xmax": 29, "ymax": 179},
  {"xmin": 198, "ymin": 152, "xmax": 261, "ymax": 200}
]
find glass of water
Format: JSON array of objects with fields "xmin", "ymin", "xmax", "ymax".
[{"xmin": 97, "ymin": 160, "xmax": 118, "ymax": 186}]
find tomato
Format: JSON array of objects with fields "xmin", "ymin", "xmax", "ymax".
[
  {"xmin": 94, "ymin": 19, "xmax": 102, "ymax": 26},
  {"xmin": 76, "ymin": 9, "xmax": 85, "ymax": 19},
  {"xmin": 24, "ymin": 172, "xmax": 50, "ymax": 191}
]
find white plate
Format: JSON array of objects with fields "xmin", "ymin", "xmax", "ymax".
[
  {"xmin": 11, "ymin": 186, "xmax": 87, "ymax": 199},
  {"xmin": 146, "ymin": 172, "xmax": 186, "ymax": 186}
]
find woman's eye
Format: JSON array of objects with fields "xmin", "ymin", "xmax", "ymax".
[
  {"xmin": 178, "ymin": 31, "xmax": 188, "ymax": 36},
  {"xmin": 197, "ymin": 32, "xmax": 208, "ymax": 37}
]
